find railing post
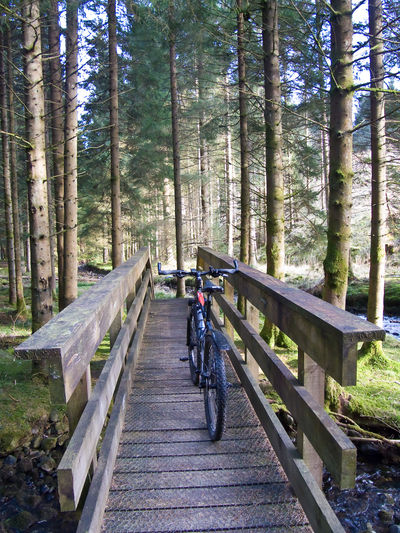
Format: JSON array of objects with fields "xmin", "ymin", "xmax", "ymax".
[
  {"xmin": 67, "ymin": 366, "xmax": 91, "ymax": 435},
  {"xmin": 245, "ymin": 300, "xmax": 260, "ymax": 380},
  {"xmin": 297, "ymin": 348, "xmax": 325, "ymax": 487},
  {"xmin": 223, "ymin": 278, "xmax": 234, "ymax": 340},
  {"xmin": 109, "ymin": 310, "xmax": 122, "ymax": 348}
]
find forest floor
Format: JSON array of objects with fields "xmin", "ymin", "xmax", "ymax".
[{"xmin": 0, "ymin": 264, "xmax": 399, "ymax": 532}]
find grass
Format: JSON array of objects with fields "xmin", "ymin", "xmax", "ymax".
[{"xmin": 259, "ymin": 334, "xmax": 400, "ymax": 433}]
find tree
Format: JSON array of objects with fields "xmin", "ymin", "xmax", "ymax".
[
  {"xmin": 0, "ymin": 28, "xmax": 16, "ymax": 305},
  {"xmin": 63, "ymin": 0, "xmax": 79, "ymax": 308},
  {"xmin": 323, "ymin": 0, "xmax": 353, "ymax": 309},
  {"xmin": 7, "ymin": 24, "xmax": 27, "ymax": 316},
  {"xmin": 260, "ymin": 0, "xmax": 285, "ymax": 346},
  {"xmin": 23, "ymin": 0, "xmax": 53, "ymax": 331},
  {"xmin": 108, "ymin": 0, "xmax": 122, "ymax": 268},
  {"xmin": 169, "ymin": 1, "xmax": 185, "ymax": 297},
  {"xmin": 362, "ymin": 0, "xmax": 387, "ymax": 361},
  {"xmin": 49, "ymin": 0, "xmax": 65, "ymax": 307},
  {"xmin": 237, "ymin": 0, "xmax": 250, "ymax": 268}
]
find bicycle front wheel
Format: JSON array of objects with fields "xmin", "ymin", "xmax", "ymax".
[
  {"xmin": 188, "ymin": 311, "xmax": 199, "ymax": 385},
  {"xmin": 204, "ymin": 337, "xmax": 227, "ymax": 441}
]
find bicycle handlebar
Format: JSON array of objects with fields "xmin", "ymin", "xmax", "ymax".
[{"xmin": 157, "ymin": 260, "xmax": 239, "ymax": 279}]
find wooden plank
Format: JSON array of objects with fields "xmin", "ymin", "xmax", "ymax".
[
  {"xmin": 298, "ymin": 349, "xmax": 325, "ymax": 487},
  {"xmin": 199, "ymin": 246, "xmax": 384, "ymax": 385},
  {"xmin": 76, "ymin": 291, "xmax": 151, "ymax": 533},
  {"xmin": 58, "ymin": 273, "xmax": 151, "ymax": 511},
  {"xmin": 15, "ymin": 247, "xmax": 150, "ymax": 402},
  {"xmin": 211, "ymin": 301, "xmax": 356, "ymax": 489},
  {"xmin": 212, "ymin": 316, "xmax": 346, "ymax": 533}
]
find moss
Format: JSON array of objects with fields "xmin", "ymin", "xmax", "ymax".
[{"xmin": 358, "ymin": 340, "xmax": 390, "ymax": 369}]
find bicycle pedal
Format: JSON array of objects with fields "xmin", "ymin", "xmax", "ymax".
[{"xmin": 179, "ymin": 356, "xmax": 189, "ymax": 362}]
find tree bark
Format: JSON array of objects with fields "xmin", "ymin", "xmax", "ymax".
[
  {"xmin": 237, "ymin": 0, "xmax": 250, "ymax": 267},
  {"xmin": 63, "ymin": 0, "xmax": 79, "ymax": 308},
  {"xmin": 49, "ymin": 0, "xmax": 65, "ymax": 307},
  {"xmin": 262, "ymin": 0, "xmax": 284, "ymax": 281},
  {"xmin": 260, "ymin": 0, "xmax": 288, "ymax": 347},
  {"xmin": 224, "ymin": 79, "xmax": 234, "ymax": 257},
  {"xmin": 323, "ymin": 0, "xmax": 353, "ymax": 309},
  {"xmin": 361, "ymin": 0, "xmax": 387, "ymax": 361},
  {"xmin": 169, "ymin": 1, "xmax": 185, "ymax": 297},
  {"xmin": 108, "ymin": 0, "xmax": 122, "ymax": 268},
  {"xmin": 23, "ymin": 0, "xmax": 54, "ymax": 331},
  {"xmin": 6, "ymin": 26, "xmax": 27, "ymax": 315},
  {"xmin": 0, "ymin": 30, "xmax": 17, "ymax": 305}
]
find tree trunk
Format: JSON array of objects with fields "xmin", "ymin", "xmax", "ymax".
[
  {"xmin": 323, "ymin": 0, "xmax": 353, "ymax": 309},
  {"xmin": 49, "ymin": 0, "xmax": 65, "ymax": 308},
  {"xmin": 63, "ymin": 0, "xmax": 79, "ymax": 308},
  {"xmin": 0, "ymin": 30, "xmax": 17, "ymax": 305},
  {"xmin": 169, "ymin": 1, "xmax": 185, "ymax": 297},
  {"xmin": 108, "ymin": 0, "xmax": 122, "ymax": 269},
  {"xmin": 224, "ymin": 77, "xmax": 234, "ymax": 257},
  {"xmin": 362, "ymin": 0, "xmax": 387, "ymax": 361},
  {"xmin": 7, "ymin": 26, "xmax": 27, "ymax": 315},
  {"xmin": 260, "ymin": 0, "xmax": 288, "ymax": 347},
  {"xmin": 237, "ymin": 0, "xmax": 250, "ymax": 267},
  {"xmin": 23, "ymin": 0, "xmax": 53, "ymax": 331}
]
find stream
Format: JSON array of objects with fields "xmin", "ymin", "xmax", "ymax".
[{"xmin": 355, "ymin": 314, "xmax": 400, "ymax": 338}]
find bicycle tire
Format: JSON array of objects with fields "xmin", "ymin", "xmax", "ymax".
[
  {"xmin": 188, "ymin": 311, "xmax": 199, "ymax": 385},
  {"xmin": 204, "ymin": 336, "xmax": 227, "ymax": 441}
]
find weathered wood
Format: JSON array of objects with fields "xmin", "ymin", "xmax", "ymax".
[
  {"xmin": 109, "ymin": 309, "xmax": 122, "ymax": 348},
  {"xmin": 77, "ymin": 291, "xmax": 151, "ymax": 533},
  {"xmin": 199, "ymin": 246, "xmax": 384, "ymax": 386},
  {"xmin": 298, "ymin": 349, "xmax": 325, "ymax": 487},
  {"xmin": 66, "ymin": 365, "xmax": 91, "ymax": 435},
  {"xmin": 223, "ymin": 278, "xmax": 234, "ymax": 339},
  {"xmin": 15, "ymin": 247, "xmax": 150, "ymax": 402},
  {"xmin": 58, "ymin": 271, "xmax": 151, "ymax": 511},
  {"xmin": 211, "ymin": 315, "xmax": 345, "ymax": 533},
  {"xmin": 245, "ymin": 299, "xmax": 260, "ymax": 380},
  {"xmin": 211, "ymin": 300, "xmax": 356, "ymax": 489}
]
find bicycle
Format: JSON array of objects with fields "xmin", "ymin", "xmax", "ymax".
[{"xmin": 157, "ymin": 260, "xmax": 239, "ymax": 441}]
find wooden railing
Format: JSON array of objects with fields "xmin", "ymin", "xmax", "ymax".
[
  {"xmin": 15, "ymin": 247, "xmax": 153, "ymax": 512},
  {"xmin": 198, "ymin": 246, "xmax": 385, "ymax": 533}
]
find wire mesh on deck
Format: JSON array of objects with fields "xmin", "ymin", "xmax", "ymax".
[{"xmin": 101, "ymin": 299, "xmax": 311, "ymax": 533}]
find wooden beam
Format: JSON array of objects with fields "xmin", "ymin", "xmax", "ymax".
[
  {"xmin": 15, "ymin": 247, "xmax": 150, "ymax": 402},
  {"xmin": 58, "ymin": 271, "xmax": 151, "ymax": 511},
  {"xmin": 211, "ymin": 299, "xmax": 356, "ymax": 489},
  {"xmin": 76, "ymin": 291, "xmax": 151, "ymax": 533},
  {"xmin": 199, "ymin": 247, "xmax": 384, "ymax": 385},
  {"xmin": 212, "ymin": 315, "xmax": 345, "ymax": 533}
]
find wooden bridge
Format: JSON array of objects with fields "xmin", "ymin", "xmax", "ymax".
[{"xmin": 16, "ymin": 247, "xmax": 385, "ymax": 533}]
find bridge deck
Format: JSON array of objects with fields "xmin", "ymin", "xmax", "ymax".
[{"xmin": 101, "ymin": 299, "xmax": 311, "ymax": 532}]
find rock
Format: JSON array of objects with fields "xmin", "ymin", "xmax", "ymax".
[
  {"xmin": 39, "ymin": 456, "xmax": 56, "ymax": 473},
  {"xmin": 0, "ymin": 466, "xmax": 15, "ymax": 482},
  {"xmin": 5, "ymin": 510, "xmax": 36, "ymax": 530},
  {"xmin": 378, "ymin": 508, "xmax": 394, "ymax": 523},
  {"xmin": 41, "ymin": 436, "xmax": 58, "ymax": 452},
  {"xmin": 389, "ymin": 526, "xmax": 400, "ymax": 533},
  {"xmin": 49, "ymin": 408, "xmax": 59, "ymax": 423},
  {"xmin": 39, "ymin": 506, "xmax": 59, "ymax": 521},
  {"xmin": 4, "ymin": 455, "xmax": 17, "ymax": 466},
  {"xmin": 385, "ymin": 493, "xmax": 395, "ymax": 505},
  {"xmin": 32, "ymin": 435, "xmax": 42, "ymax": 449},
  {"xmin": 17, "ymin": 457, "xmax": 33, "ymax": 473},
  {"xmin": 57, "ymin": 433, "xmax": 69, "ymax": 447}
]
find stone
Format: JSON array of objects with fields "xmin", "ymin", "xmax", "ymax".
[
  {"xmin": 40, "ymin": 436, "xmax": 58, "ymax": 452},
  {"xmin": 4, "ymin": 455, "xmax": 17, "ymax": 466},
  {"xmin": 39, "ymin": 456, "xmax": 56, "ymax": 473},
  {"xmin": 57, "ymin": 433, "xmax": 69, "ymax": 447},
  {"xmin": 389, "ymin": 526, "xmax": 400, "ymax": 533},
  {"xmin": 378, "ymin": 508, "xmax": 394, "ymax": 523},
  {"xmin": 5, "ymin": 510, "xmax": 36, "ymax": 530},
  {"xmin": 32, "ymin": 435, "xmax": 42, "ymax": 449},
  {"xmin": 49, "ymin": 408, "xmax": 59, "ymax": 423},
  {"xmin": 17, "ymin": 457, "xmax": 33, "ymax": 473}
]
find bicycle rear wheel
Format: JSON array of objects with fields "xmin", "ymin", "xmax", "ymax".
[
  {"xmin": 188, "ymin": 311, "xmax": 199, "ymax": 385},
  {"xmin": 204, "ymin": 337, "xmax": 227, "ymax": 441}
]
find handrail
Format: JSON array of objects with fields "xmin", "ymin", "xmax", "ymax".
[
  {"xmin": 15, "ymin": 247, "xmax": 154, "ymax": 512},
  {"xmin": 197, "ymin": 246, "xmax": 384, "ymax": 491}
]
